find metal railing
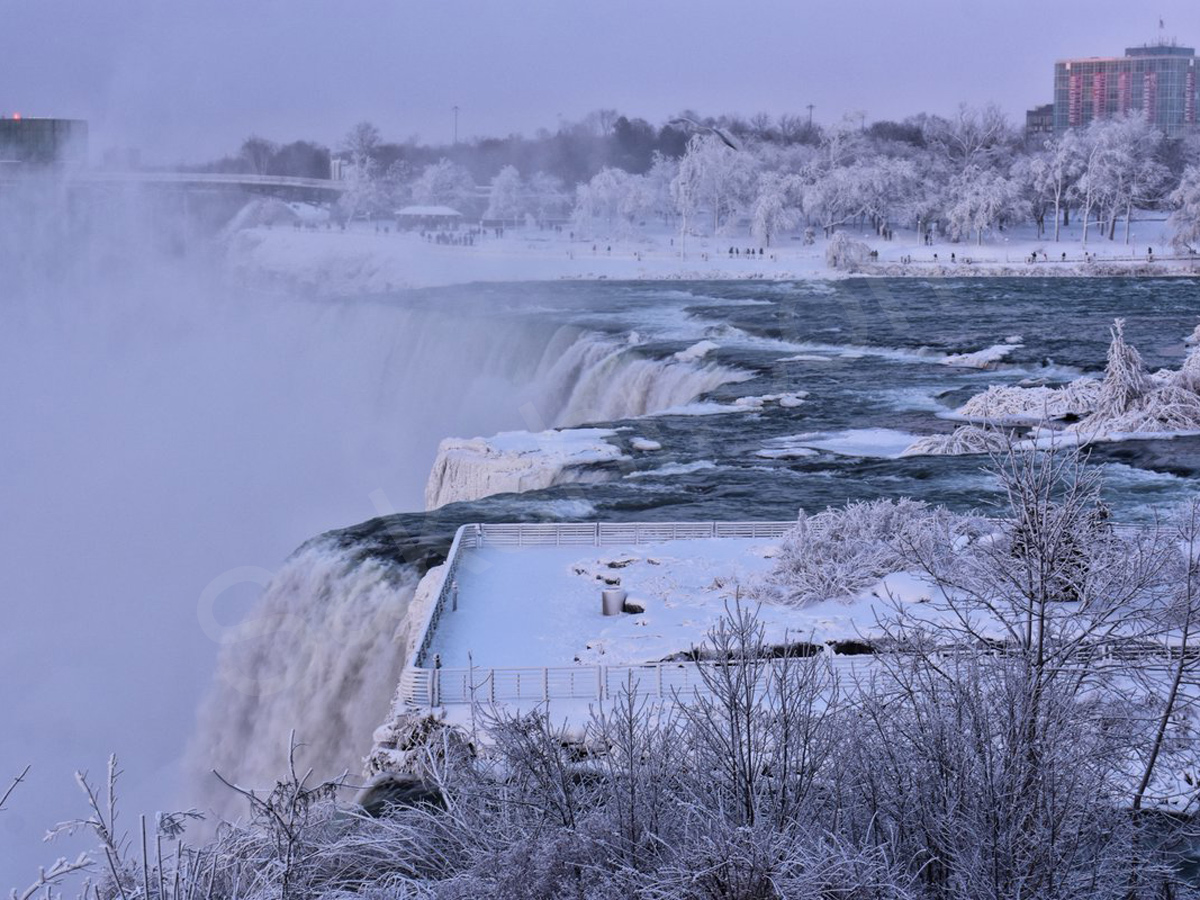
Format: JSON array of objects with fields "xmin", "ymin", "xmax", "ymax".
[
  {"xmin": 473, "ymin": 520, "xmax": 793, "ymax": 548},
  {"xmin": 400, "ymin": 655, "xmax": 871, "ymax": 707},
  {"xmin": 398, "ymin": 643, "xmax": 1200, "ymax": 708}
]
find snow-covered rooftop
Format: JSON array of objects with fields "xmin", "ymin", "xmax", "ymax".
[{"xmin": 394, "ymin": 205, "xmax": 463, "ymax": 217}]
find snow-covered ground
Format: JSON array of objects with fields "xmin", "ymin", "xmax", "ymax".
[
  {"xmin": 424, "ymin": 537, "xmax": 925, "ymax": 669},
  {"xmin": 226, "ymin": 213, "xmax": 1198, "ymax": 296}
]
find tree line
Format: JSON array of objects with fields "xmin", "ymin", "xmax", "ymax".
[{"xmin": 202, "ymin": 105, "xmax": 1200, "ymax": 249}]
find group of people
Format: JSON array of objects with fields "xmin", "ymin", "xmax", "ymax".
[
  {"xmin": 727, "ymin": 246, "xmax": 764, "ymax": 257},
  {"xmin": 420, "ymin": 225, "xmax": 490, "ymax": 247}
]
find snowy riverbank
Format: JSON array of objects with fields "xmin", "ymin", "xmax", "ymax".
[{"xmin": 225, "ymin": 212, "xmax": 1200, "ymax": 297}]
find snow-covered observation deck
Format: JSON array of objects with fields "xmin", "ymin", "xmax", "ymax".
[{"xmin": 398, "ymin": 521, "xmax": 879, "ymax": 709}]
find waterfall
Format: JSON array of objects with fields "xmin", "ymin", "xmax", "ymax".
[
  {"xmin": 187, "ymin": 320, "xmax": 751, "ymax": 814},
  {"xmin": 188, "ymin": 543, "xmax": 421, "ymax": 821}
]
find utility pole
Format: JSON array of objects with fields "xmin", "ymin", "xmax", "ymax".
[
  {"xmin": 452, "ymin": 105, "xmax": 460, "ymax": 145},
  {"xmin": 806, "ymin": 104, "xmax": 814, "ymax": 127}
]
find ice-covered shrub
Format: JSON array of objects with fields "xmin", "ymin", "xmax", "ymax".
[
  {"xmin": 824, "ymin": 230, "xmax": 870, "ymax": 270},
  {"xmin": 1094, "ymin": 384, "xmax": 1200, "ymax": 433},
  {"xmin": 762, "ymin": 498, "xmax": 977, "ymax": 606},
  {"xmin": 902, "ymin": 424, "xmax": 1011, "ymax": 456},
  {"xmin": 1172, "ymin": 344, "xmax": 1200, "ymax": 394},
  {"xmin": 1093, "ymin": 318, "xmax": 1153, "ymax": 419},
  {"xmin": 955, "ymin": 379, "xmax": 1100, "ymax": 423}
]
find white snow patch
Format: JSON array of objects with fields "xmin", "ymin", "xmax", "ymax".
[
  {"xmin": 942, "ymin": 342, "xmax": 1022, "ymax": 369},
  {"xmin": 674, "ymin": 339, "xmax": 720, "ymax": 362},
  {"xmin": 630, "ymin": 437, "xmax": 663, "ymax": 451},
  {"xmin": 779, "ymin": 428, "xmax": 922, "ymax": 459}
]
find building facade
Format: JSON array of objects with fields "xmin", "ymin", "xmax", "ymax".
[
  {"xmin": 1053, "ymin": 44, "xmax": 1197, "ymax": 138},
  {"xmin": 0, "ymin": 117, "xmax": 88, "ymax": 166},
  {"xmin": 1024, "ymin": 103, "xmax": 1055, "ymax": 145}
]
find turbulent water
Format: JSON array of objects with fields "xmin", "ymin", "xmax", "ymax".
[{"xmin": 192, "ymin": 276, "xmax": 1200, "ymax": 803}]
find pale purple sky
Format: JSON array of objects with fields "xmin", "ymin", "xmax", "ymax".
[{"xmin": 1, "ymin": 0, "xmax": 1195, "ymax": 163}]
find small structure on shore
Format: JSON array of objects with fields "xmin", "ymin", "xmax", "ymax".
[{"xmin": 394, "ymin": 205, "xmax": 463, "ymax": 230}]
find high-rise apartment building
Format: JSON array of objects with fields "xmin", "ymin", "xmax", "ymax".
[{"xmin": 1053, "ymin": 43, "xmax": 1198, "ymax": 138}]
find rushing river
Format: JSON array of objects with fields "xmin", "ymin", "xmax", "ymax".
[
  {"xmin": 6, "ymin": 270, "xmax": 1199, "ymax": 880},
  {"xmin": 190, "ymin": 276, "xmax": 1200, "ymax": 812}
]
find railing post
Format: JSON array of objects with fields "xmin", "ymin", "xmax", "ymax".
[
  {"xmin": 543, "ymin": 668, "xmax": 549, "ymax": 702},
  {"xmin": 657, "ymin": 663, "xmax": 663, "ymax": 697},
  {"xmin": 597, "ymin": 666, "xmax": 604, "ymax": 700}
]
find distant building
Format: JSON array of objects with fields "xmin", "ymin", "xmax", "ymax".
[
  {"xmin": 1024, "ymin": 103, "xmax": 1055, "ymax": 145},
  {"xmin": 1052, "ymin": 43, "xmax": 1198, "ymax": 137},
  {"xmin": 0, "ymin": 117, "xmax": 88, "ymax": 166}
]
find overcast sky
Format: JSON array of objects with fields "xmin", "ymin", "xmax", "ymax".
[{"xmin": 1, "ymin": 0, "xmax": 1196, "ymax": 164}]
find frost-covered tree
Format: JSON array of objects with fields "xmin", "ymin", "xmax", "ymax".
[
  {"xmin": 671, "ymin": 133, "xmax": 757, "ymax": 235},
  {"xmin": 642, "ymin": 152, "xmax": 679, "ymax": 226},
  {"xmin": 342, "ymin": 121, "xmax": 382, "ymax": 163},
  {"xmin": 573, "ymin": 166, "xmax": 642, "ymax": 236},
  {"xmin": 411, "ymin": 158, "xmax": 477, "ymax": 211},
  {"xmin": 924, "ymin": 102, "xmax": 1018, "ymax": 173},
  {"xmin": 1023, "ymin": 133, "xmax": 1086, "ymax": 240},
  {"xmin": 749, "ymin": 171, "xmax": 800, "ymax": 247},
  {"xmin": 1074, "ymin": 115, "xmax": 1168, "ymax": 246},
  {"xmin": 485, "ymin": 164, "xmax": 524, "ymax": 223},
  {"xmin": 946, "ymin": 165, "xmax": 1027, "ymax": 245},
  {"xmin": 239, "ymin": 135, "xmax": 278, "ymax": 175},
  {"xmin": 527, "ymin": 171, "xmax": 570, "ymax": 223},
  {"xmin": 1170, "ymin": 164, "xmax": 1200, "ymax": 251},
  {"xmin": 379, "ymin": 158, "xmax": 414, "ymax": 210},
  {"xmin": 335, "ymin": 154, "xmax": 381, "ymax": 221}
]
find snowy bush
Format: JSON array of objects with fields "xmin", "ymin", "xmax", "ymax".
[
  {"xmin": 824, "ymin": 230, "xmax": 870, "ymax": 270},
  {"xmin": 761, "ymin": 498, "xmax": 978, "ymax": 606},
  {"xmin": 1091, "ymin": 318, "xmax": 1154, "ymax": 420},
  {"xmin": 955, "ymin": 379, "xmax": 1101, "ymax": 423},
  {"xmin": 1174, "ymin": 345, "xmax": 1200, "ymax": 394},
  {"xmin": 902, "ymin": 424, "xmax": 1012, "ymax": 456}
]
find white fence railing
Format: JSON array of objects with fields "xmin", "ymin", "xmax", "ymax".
[
  {"xmin": 400, "ymin": 655, "xmax": 871, "ymax": 707},
  {"xmin": 471, "ymin": 520, "xmax": 793, "ymax": 549},
  {"xmin": 399, "ymin": 643, "xmax": 1200, "ymax": 708}
]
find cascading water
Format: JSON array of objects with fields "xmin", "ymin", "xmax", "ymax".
[
  {"xmin": 188, "ymin": 544, "xmax": 421, "ymax": 823},
  {"xmin": 187, "ymin": 320, "xmax": 750, "ymax": 811}
]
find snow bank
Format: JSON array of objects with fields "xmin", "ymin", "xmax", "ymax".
[{"xmin": 425, "ymin": 428, "xmax": 627, "ymax": 509}]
